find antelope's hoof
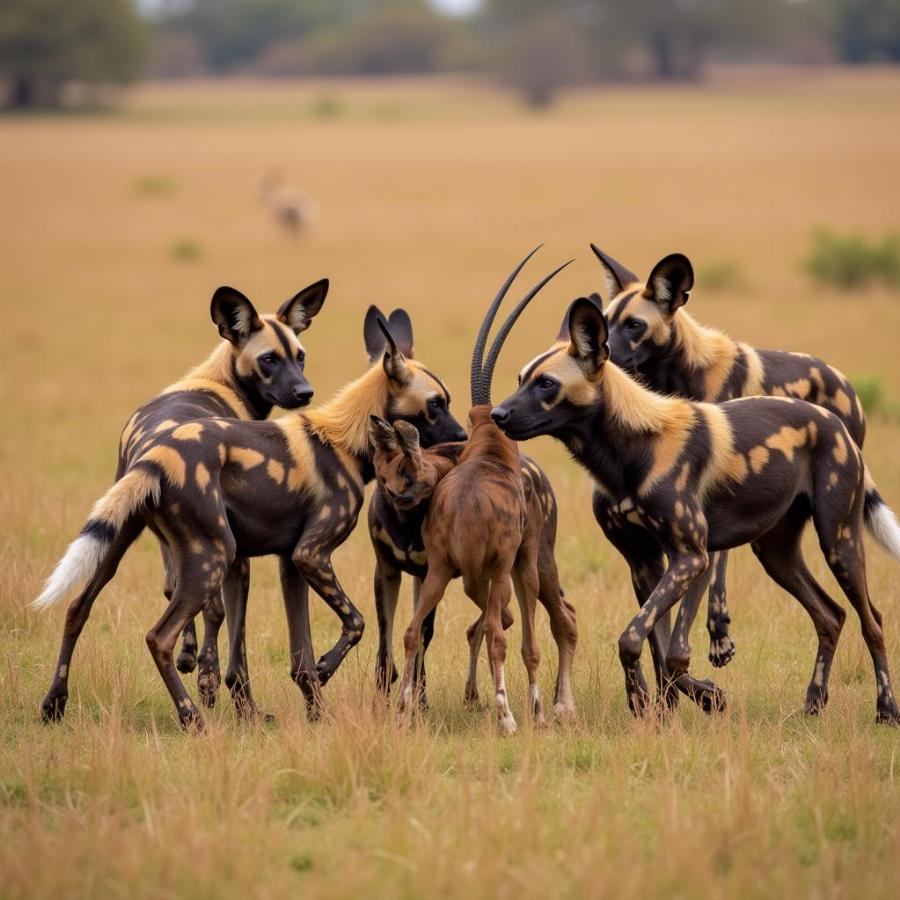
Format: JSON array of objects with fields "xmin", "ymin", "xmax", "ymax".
[
  {"xmin": 497, "ymin": 712, "xmax": 518, "ymax": 736},
  {"xmin": 463, "ymin": 686, "xmax": 479, "ymax": 707},
  {"xmin": 708, "ymin": 636, "xmax": 736, "ymax": 668},
  {"xmin": 41, "ymin": 693, "xmax": 67, "ymax": 723},
  {"xmin": 553, "ymin": 701, "xmax": 576, "ymax": 722},
  {"xmin": 176, "ymin": 649, "xmax": 198, "ymax": 674}
]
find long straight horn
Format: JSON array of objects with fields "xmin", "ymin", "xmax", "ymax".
[
  {"xmin": 471, "ymin": 245, "xmax": 542, "ymax": 407},
  {"xmin": 481, "ymin": 259, "xmax": 574, "ymax": 403}
]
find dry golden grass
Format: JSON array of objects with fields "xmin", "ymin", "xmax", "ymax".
[{"xmin": 2, "ymin": 69, "xmax": 900, "ymax": 899}]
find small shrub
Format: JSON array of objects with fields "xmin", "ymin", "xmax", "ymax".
[
  {"xmin": 289, "ymin": 852, "xmax": 313, "ymax": 873},
  {"xmin": 171, "ymin": 238, "xmax": 202, "ymax": 263},
  {"xmin": 134, "ymin": 174, "xmax": 176, "ymax": 196},
  {"xmin": 850, "ymin": 374, "xmax": 884, "ymax": 415},
  {"xmin": 804, "ymin": 228, "xmax": 900, "ymax": 290},
  {"xmin": 310, "ymin": 94, "xmax": 342, "ymax": 120},
  {"xmin": 696, "ymin": 258, "xmax": 747, "ymax": 293}
]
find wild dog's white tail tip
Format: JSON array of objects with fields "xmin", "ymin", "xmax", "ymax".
[
  {"xmin": 31, "ymin": 533, "xmax": 110, "ymax": 611},
  {"xmin": 866, "ymin": 499, "xmax": 900, "ymax": 560}
]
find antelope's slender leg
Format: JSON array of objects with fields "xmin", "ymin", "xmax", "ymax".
[
  {"xmin": 374, "ymin": 560, "xmax": 401, "ymax": 695},
  {"xmin": 485, "ymin": 572, "xmax": 516, "ymax": 735},
  {"xmin": 512, "ymin": 563, "xmax": 543, "ymax": 724}
]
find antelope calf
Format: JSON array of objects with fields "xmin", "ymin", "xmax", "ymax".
[
  {"xmin": 369, "ymin": 416, "xmax": 576, "ymax": 712},
  {"xmin": 396, "ymin": 249, "xmax": 576, "ymax": 733},
  {"xmin": 492, "ymin": 292, "xmax": 900, "ymax": 724}
]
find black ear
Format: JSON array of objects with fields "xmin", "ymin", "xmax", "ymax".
[
  {"xmin": 556, "ymin": 292, "xmax": 603, "ymax": 341},
  {"xmin": 566, "ymin": 297, "xmax": 610, "ymax": 377},
  {"xmin": 210, "ymin": 286, "xmax": 263, "ymax": 347},
  {"xmin": 377, "ymin": 317, "xmax": 410, "ymax": 385},
  {"xmin": 645, "ymin": 253, "xmax": 693, "ymax": 315},
  {"xmin": 278, "ymin": 278, "xmax": 328, "ymax": 334},
  {"xmin": 368, "ymin": 415, "xmax": 397, "ymax": 452},
  {"xmin": 387, "ymin": 309, "xmax": 414, "ymax": 358},
  {"xmin": 590, "ymin": 244, "xmax": 640, "ymax": 300},
  {"xmin": 364, "ymin": 305, "xmax": 389, "ymax": 362},
  {"xmin": 393, "ymin": 420, "xmax": 421, "ymax": 456}
]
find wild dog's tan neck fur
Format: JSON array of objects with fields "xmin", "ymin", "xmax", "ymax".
[
  {"xmin": 670, "ymin": 309, "xmax": 735, "ymax": 372},
  {"xmin": 600, "ymin": 362, "xmax": 692, "ymax": 435},
  {"xmin": 304, "ymin": 363, "xmax": 391, "ymax": 456},
  {"xmin": 159, "ymin": 342, "xmax": 253, "ymax": 419}
]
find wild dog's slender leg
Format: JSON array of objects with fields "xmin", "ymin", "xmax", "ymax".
[
  {"xmin": 413, "ymin": 577, "xmax": 435, "ymax": 707},
  {"xmin": 398, "ymin": 563, "xmax": 453, "ymax": 717},
  {"xmin": 41, "ymin": 516, "xmax": 145, "ymax": 723},
  {"xmin": 222, "ymin": 558, "xmax": 261, "ymax": 719},
  {"xmin": 279, "ymin": 558, "xmax": 323, "ymax": 718},
  {"xmin": 485, "ymin": 569, "xmax": 517, "ymax": 735},
  {"xmin": 667, "ymin": 563, "xmax": 714, "ymax": 675},
  {"xmin": 535, "ymin": 541, "xmax": 577, "ymax": 717},
  {"xmin": 512, "ymin": 561, "xmax": 543, "ymax": 724},
  {"xmin": 171, "ymin": 544, "xmax": 197, "ymax": 675},
  {"xmin": 292, "ymin": 546, "xmax": 365, "ymax": 687},
  {"xmin": 706, "ymin": 552, "xmax": 736, "ymax": 668},
  {"xmin": 618, "ymin": 542, "xmax": 711, "ymax": 717},
  {"xmin": 749, "ymin": 505, "xmax": 846, "ymax": 715},
  {"xmin": 146, "ymin": 547, "xmax": 230, "ymax": 731},
  {"xmin": 374, "ymin": 559, "xmax": 401, "ymax": 695},
  {"xmin": 815, "ymin": 497, "xmax": 899, "ymax": 724},
  {"xmin": 196, "ymin": 591, "xmax": 225, "ymax": 708}
]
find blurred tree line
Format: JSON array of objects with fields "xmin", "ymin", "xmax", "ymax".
[{"xmin": 3, "ymin": 0, "xmax": 900, "ymax": 108}]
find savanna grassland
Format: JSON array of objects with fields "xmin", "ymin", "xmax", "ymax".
[{"xmin": 2, "ymin": 69, "xmax": 900, "ymax": 899}]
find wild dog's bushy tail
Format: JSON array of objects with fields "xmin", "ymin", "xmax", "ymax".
[
  {"xmin": 31, "ymin": 465, "xmax": 161, "ymax": 611},
  {"xmin": 864, "ymin": 468, "xmax": 900, "ymax": 560}
]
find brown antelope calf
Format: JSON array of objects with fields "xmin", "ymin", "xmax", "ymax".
[
  {"xmin": 592, "ymin": 245, "xmax": 869, "ymax": 670},
  {"xmin": 396, "ymin": 250, "xmax": 575, "ymax": 733},
  {"xmin": 369, "ymin": 416, "xmax": 576, "ymax": 712},
  {"xmin": 492, "ymin": 293, "xmax": 900, "ymax": 723},
  {"xmin": 32, "ymin": 311, "xmax": 465, "ymax": 729},
  {"xmin": 33, "ymin": 281, "xmax": 328, "ymax": 722}
]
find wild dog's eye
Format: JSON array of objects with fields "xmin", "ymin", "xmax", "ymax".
[
  {"xmin": 625, "ymin": 319, "xmax": 646, "ymax": 335},
  {"xmin": 538, "ymin": 378, "xmax": 556, "ymax": 391},
  {"xmin": 296, "ymin": 351, "xmax": 306, "ymax": 366},
  {"xmin": 428, "ymin": 396, "xmax": 445, "ymax": 411},
  {"xmin": 259, "ymin": 353, "xmax": 277, "ymax": 367}
]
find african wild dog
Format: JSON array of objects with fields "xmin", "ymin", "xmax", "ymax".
[
  {"xmin": 492, "ymin": 292, "xmax": 900, "ymax": 723},
  {"xmin": 396, "ymin": 249, "xmax": 577, "ymax": 733},
  {"xmin": 32, "ymin": 281, "xmax": 328, "ymax": 723},
  {"xmin": 32, "ymin": 310, "xmax": 464, "ymax": 729},
  {"xmin": 592, "ymin": 245, "xmax": 870, "ymax": 669},
  {"xmin": 369, "ymin": 416, "xmax": 576, "ymax": 711}
]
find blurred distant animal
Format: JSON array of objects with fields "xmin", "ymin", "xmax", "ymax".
[
  {"xmin": 592, "ymin": 245, "xmax": 869, "ymax": 670},
  {"xmin": 259, "ymin": 170, "xmax": 319, "ymax": 235},
  {"xmin": 32, "ymin": 280, "xmax": 328, "ymax": 724}
]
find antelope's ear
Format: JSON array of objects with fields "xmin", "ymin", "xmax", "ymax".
[
  {"xmin": 556, "ymin": 292, "xmax": 603, "ymax": 340},
  {"xmin": 567, "ymin": 297, "xmax": 610, "ymax": 378},
  {"xmin": 277, "ymin": 278, "xmax": 328, "ymax": 334},
  {"xmin": 590, "ymin": 244, "xmax": 640, "ymax": 300},
  {"xmin": 364, "ymin": 305, "xmax": 389, "ymax": 362},
  {"xmin": 644, "ymin": 253, "xmax": 693, "ymax": 316},
  {"xmin": 378, "ymin": 317, "xmax": 411, "ymax": 385},
  {"xmin": 393, "ymin": 420, "xmax": 421, "ymax": 457},
  {"xmin": 211, "ymin": 287, "xmax": 264, "ymax": 348},
  {"xmin": 368, "ymin": 415, "xmax": 397, "ymax": 452},
  {"xmin": 387, "ymin": 309, "xmax": 414, "ymax": 358}
]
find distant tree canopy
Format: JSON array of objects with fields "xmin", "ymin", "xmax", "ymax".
[
  {"xmin": 831, "ymin": 0, "xmax": 900, "ymax": 61},
  {"xmin": 0, "ymin": 0, "xmax": 149, "ymax": 107}
]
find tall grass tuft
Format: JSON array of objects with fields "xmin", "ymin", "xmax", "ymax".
[{"xmin": 805, "ymin": 228, "xmax": 900, "ymax": 290}]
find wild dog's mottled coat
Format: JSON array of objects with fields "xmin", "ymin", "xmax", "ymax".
[
  {"xmin": 594, "ymin": 245, "xmax": 868, "ymax": 667},
  {"xmin": 34, "ymin": 282, "xmax": 328, "ymax": 722},
  {"xmin": 493, "ymin": 296, "xmax": 900, "ymax": 724}
]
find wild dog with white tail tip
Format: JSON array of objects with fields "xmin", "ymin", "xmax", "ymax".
[
  {"xmin": 592, "ymin": 245, "xmax": 872, "ymax": 670},
  {"xmin": 492, "ymin": 293, "xmax": 900, "ymax": 724},
  {"xmin": 32, "ymin": 280, "xmax": 328, "ymax": 722}
]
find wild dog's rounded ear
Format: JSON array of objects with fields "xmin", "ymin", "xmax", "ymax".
[
  {"xmin": 364, "ymin": 305, "xmax": 389, "ymax": 362},
  {"xmin": 211, "ymin": 286, "xmax": 264, "ymax": 347},
  {"xmin": 567, "ymin": 297, "xmax": 610, "ymax": 378},
  {"xmin": 556, "ymin": 292, "xmax": 603, "ymax": 340},
  {"xmin": 393, "ymin": 420, "xmax": 421, "ymax": 456},
  {"xmin": 376, "ymin": 317, "xmax": 410, "ymax": 385},
  {"xmin": 644, "ymin": 253, "xmax": 693, "ymax": 316},
  {"xmin": 368, "ymin": 415, "xmax": 397, "ymax": 452},
  {"xmin": 278, "ymin": 278, "xmax": 328, "ymax": 334},
  {"xmin": 387, "ymin": 309, "xmax": 414, "ymax": 358},
  {"xmin": 590, "ymin": 244, "xmax": 640, "ymax": 300}
]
